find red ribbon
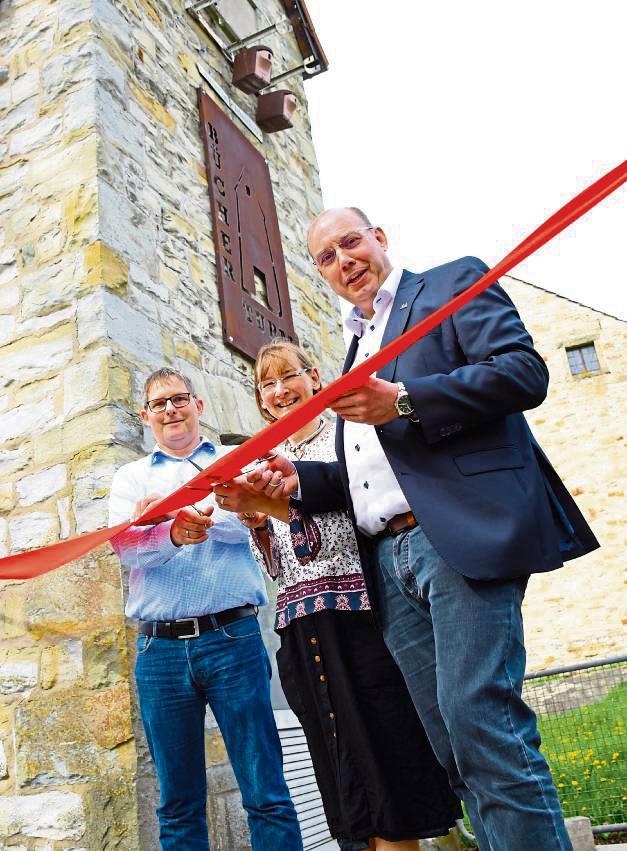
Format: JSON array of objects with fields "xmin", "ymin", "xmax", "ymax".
[{"xmin": 1, "ymin": 160, "xmax": 625, "ymax": 580}]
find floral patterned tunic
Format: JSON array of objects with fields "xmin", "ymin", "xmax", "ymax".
[{"xmin": 249, "ymin": 422, "xmax": 370, "ymax": 631}]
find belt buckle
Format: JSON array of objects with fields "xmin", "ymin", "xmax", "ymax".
[{"xmin": 175, "ymin": 617, "xmax": 199, "ymax": 639}]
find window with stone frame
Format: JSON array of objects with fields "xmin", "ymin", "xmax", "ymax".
[{"xmin": 566, "ymin": 342, "xmax": 602, "ymax": 377}]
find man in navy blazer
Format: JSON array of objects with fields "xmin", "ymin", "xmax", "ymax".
[{"xmin": 251, "ymin": 207, "xmax": 599, "ymax": 851}]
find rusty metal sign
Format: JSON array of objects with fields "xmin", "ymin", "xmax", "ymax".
[{"xmin": 198, "ymin": 89, "xmax": 298, "ymax": 359}]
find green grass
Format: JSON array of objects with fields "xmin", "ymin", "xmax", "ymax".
[
  {"xmin": 538, "ymin": 682, "xmax": 625, "ymax": 825},
  {"xmin": 459, "ymin": 681, "xmax": 625, "ymax": 845}
]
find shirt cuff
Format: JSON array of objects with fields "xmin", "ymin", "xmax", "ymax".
[
  {"xmin": 137, "ymin": 520, "xmax": 179, "ymax": 564},
  {"xmin": 293, "ymin": 471, "xmax": 302, "ymax": 501}
]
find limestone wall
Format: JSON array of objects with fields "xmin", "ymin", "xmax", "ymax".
[
  {"xmin": 0, "ymin": 0, "xmax": 342, "ymax": 847},
  {"xmin": 503, "ymin": 277, "xmax": 626, "ymax": 670}
]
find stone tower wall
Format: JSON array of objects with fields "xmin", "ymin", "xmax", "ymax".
[{"xmin": 0, "ymin": 0, "xmax": 342, "ymax": 846}]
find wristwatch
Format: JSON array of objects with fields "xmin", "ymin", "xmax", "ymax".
[{"xmin": 394, "ymin": 382, "xmax": 418, "ymax": 421}]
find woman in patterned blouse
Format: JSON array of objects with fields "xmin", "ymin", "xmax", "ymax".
[{"xmin": 221, "ymin": 340, "xmax": 460, "ymax": 851}]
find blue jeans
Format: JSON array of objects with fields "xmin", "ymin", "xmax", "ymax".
[
  {"xmin": 373, "ymin": 525, "xmax": 572, "ymax": 851},
  {"xmin": 135, "ymin": 615, "xmax": 303, "ymax": 851}
]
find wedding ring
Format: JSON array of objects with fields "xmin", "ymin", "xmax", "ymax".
[
  {"xmin": 268, "ymin": 482, "xmax": 281, "ymax": 489},
  {"xmin": 186, "ymin": 529, "xmax": 190, "ymax": 538}
]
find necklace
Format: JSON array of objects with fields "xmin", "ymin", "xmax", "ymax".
[{"xmin": 286, "ymin": 418, "xmax": 327, "ymax": 459}]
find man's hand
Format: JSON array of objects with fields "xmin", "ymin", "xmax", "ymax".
[
  {"xmin": 245, "ymin": 453, "xmax": 298, "ymax": 499},
  {"xmin": 132, "ymin": 493, "xmax": 175, "ymax": 525},
  {"xmin": 330, "ymin": 377, "xmax": 399, "ymax": 424},
  {"xmin": 170, "ymin": 506, "xmax": 214, "ymax": 547}
]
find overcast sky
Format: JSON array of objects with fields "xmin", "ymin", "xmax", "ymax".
[{"xmin": 303, "ymin": 0, "xmax": 626, "ymax": 319}]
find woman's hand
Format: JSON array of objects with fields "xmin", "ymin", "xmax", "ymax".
[
  {"xmin": 214, "ymin": 477, "xmax": 268, "ymax": 514},
  {"xmin": 245, "ymin": 453, "xmax": 299, "ymax": 499},
  {"xmin": 238, "ymin": 511, "xmax": 268, "ymax": 530},
  {"xmin": 215, "ymin": 472, "xmax": 290, "ymax": 523}
]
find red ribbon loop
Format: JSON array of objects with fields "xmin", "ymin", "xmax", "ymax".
[{"xmin": 1, "ymin": 160, "xmax": 625, "ymax": 580}]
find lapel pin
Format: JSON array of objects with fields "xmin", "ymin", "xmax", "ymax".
[{"xmin": 400, "ymin": 302, "xmax": 408, "ymax": 310}]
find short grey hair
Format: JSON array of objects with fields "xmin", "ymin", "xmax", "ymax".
[
  {"xmin": 143, "ymin": 367, "xmax": 194, "ymax": 403},
  {"xmin": 347, "ymin": 207, "xmax": 372, "ymax": 227}
]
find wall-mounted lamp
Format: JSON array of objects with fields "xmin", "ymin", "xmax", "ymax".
[
  {"xmin": 256, "ymin": 89, "xmax": 298, "ymax": 133},
  {"xmin": 232, "ymin": 46, "xmax": 274, "ymax": 94}
]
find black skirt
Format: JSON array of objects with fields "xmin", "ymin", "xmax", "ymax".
[{"xmin": 276, "ymin": 609, "xmax": 461, "ymax": 846}]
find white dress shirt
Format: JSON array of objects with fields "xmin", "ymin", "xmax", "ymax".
[{"xmin": 342, "ymin": 267, "xmax": 412, "ymax": 535}]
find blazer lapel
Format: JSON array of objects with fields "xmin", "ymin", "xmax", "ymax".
[
  {"xmin": 342, "ymin": 334, "xmax": 359, "ymax": 375},
  {"xmin": 376, "ymin": 270, "xmax": 425, "ymax": 383}
]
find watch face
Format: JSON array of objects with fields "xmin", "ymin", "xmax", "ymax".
[{"xmin": 397, "ymin": 391, "xmax": 414, "ymax": 416}]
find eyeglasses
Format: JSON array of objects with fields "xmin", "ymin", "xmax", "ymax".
[
  {"xmin": 257, "ymin": 369, "xmax": 311, "ymax": 396},
  {"xmin": 312, "ymin": 226, "xmax": 373, "ymax": 268},
  {"xmin": 146, "ymin": 393, "xmax": 193, "ymax": 413}
]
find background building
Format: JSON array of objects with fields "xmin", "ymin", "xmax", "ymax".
[{"xmin": 502, "ymin": 277, "xmax": 625, "ymax": 670}]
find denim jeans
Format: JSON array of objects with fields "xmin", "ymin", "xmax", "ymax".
[
  {"xmin": 135, "ymin": 615, "xmax": 303, "ymax": 851},
  {"xmin": 373, "ymin": 525, "xmax": 572, "ymax": 851}
]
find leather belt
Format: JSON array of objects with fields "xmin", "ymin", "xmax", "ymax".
[
  {"xmin": 138, "ymin": 605, "xmax": 255, "ymax": 639},
  {"xmin": 385, "ymin": 511, "xmax": 418, "ymax": 536}
]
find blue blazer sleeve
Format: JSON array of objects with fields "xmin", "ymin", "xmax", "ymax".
[
  {"xmin": 292, "ymin": 460, "xmax": 348, "ymax": 515},
  {"xmin": 406, "ymin": 257, "xmax": 549, "ymax": 445}
]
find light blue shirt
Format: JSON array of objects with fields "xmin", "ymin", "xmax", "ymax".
[{"xmin": 108, "ymin": 438, "xmax": 268, "ymax": 621}]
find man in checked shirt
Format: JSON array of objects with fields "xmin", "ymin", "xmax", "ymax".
[{"xmin": 108, "ymin": 367, "xmax": 302, "ymax": 851}]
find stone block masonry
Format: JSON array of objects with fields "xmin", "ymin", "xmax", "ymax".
[{"xmin": 0, "ymin": 0, "xmax": 343, "ymax": 846}]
